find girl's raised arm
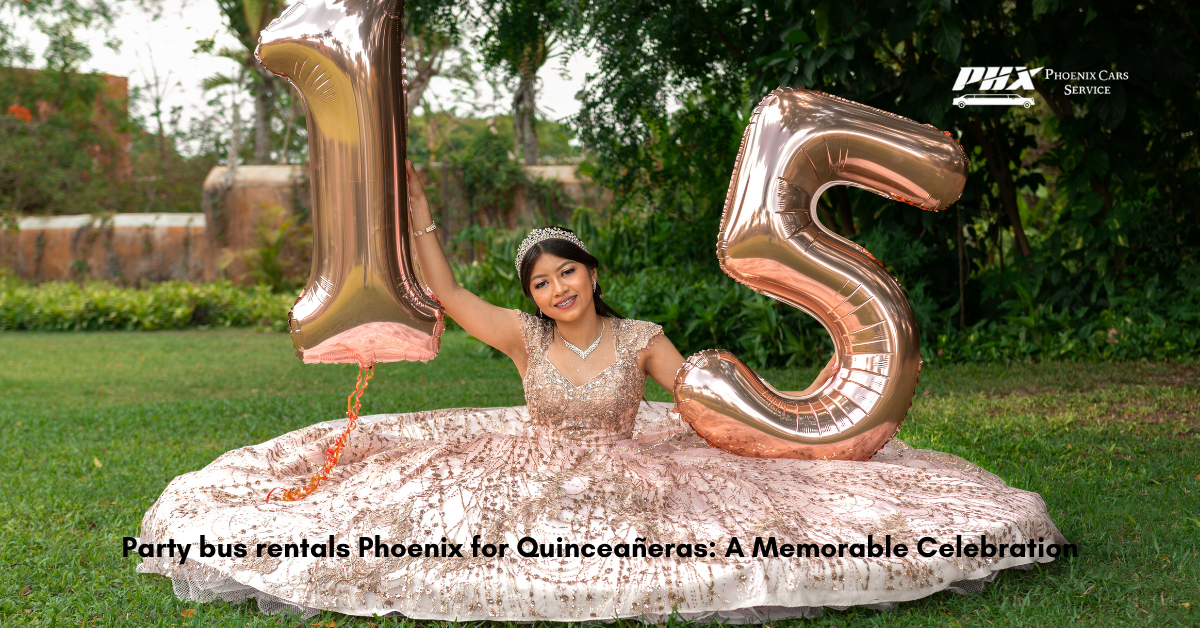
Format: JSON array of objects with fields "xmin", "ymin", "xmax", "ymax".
[{"xmin": 406, "ymin": 161, "xmax": 526, "ymax": 364}]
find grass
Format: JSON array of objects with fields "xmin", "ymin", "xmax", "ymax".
[{"xmin": 0, "ymin": 329, "xmax": 1197, "ymax": 627}]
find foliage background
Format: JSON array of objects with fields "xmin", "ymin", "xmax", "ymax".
[
  {"xmin": 560, "ymin": 0, "xmax": 1200, "ymax": 365},
  {"xmin": 2, "ymin": 0, "xmax": 1198, "ymax": 368}
]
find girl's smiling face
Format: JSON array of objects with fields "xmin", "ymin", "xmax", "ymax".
[{"xmin": 528, "ymin": 252, "xmax": 597, "ymax": 323}]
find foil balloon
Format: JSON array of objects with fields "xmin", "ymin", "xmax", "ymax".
[
  {"xmin": 256, "ymin": 0, "xmax": 443, "ymax": 366},
  {"xmin": 673, "ymin": 87, "xmax": 968, "ymax": 461}
]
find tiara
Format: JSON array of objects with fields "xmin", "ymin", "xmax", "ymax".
[{"xmin": 515, "ymin": 227, "xmax": 589, "ymax": 272}]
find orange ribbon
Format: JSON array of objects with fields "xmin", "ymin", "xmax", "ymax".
[{"xmin": 267, "ymin": 364, "xmax": 375, "ymax": 503}]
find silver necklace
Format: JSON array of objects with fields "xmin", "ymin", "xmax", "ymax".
[{"xmin": 561, "ymin": 320, "xmax": 605, "ymax": 360}]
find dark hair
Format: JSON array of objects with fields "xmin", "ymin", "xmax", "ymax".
[{"xmin": 518, "ymin": 231, "xmax": 623, "ymax": 320}]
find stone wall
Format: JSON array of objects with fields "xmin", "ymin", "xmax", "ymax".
[
  {"xmin": 201, "ymin": 165, "xmax": 309, "ymax": 283},
  {"xmin": 0, "ymin": 214, "xmax": 210, "ymax": 283},
  {"xmin": 0, "ymin": 163, "xmax": 605, "ymax": 283}
]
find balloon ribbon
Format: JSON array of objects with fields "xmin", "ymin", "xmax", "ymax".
[{"xmin": 267, "ymin": 364, "xmax": 375, "ymax": 503}]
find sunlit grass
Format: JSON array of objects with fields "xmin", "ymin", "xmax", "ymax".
[{"xmin": 1, "ymin": 330, "xmax": 1197, "ymax": 626}]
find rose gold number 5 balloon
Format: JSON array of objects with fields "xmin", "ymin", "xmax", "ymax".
[
  {"xmin": 673, "ymin": 88, "xmax": 967, "ymax": 460},
  {"xmin": 256, "ymin": 0, "xmax": 443, "ymax": 367}
]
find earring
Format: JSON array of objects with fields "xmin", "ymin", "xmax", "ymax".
[{"xmin": 592, "ymin": 279, "xmax": 598, "ymax": 291}]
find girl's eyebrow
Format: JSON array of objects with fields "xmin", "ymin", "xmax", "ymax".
[{"xmin": 530, "ymin": 261, "xmax": 574, "ymax": 281}]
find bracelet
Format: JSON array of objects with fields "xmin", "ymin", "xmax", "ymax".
[{"xmin": 413, "ymin": 222, "xmax": 437, "ymax": 237}]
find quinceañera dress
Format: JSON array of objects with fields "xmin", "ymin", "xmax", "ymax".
[{"xmin": 138, "ymin": 313, "xmax": 1066, "ymax": 622}]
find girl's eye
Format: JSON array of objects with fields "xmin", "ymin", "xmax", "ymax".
[
  {"xmin": 562, "ymin": 267, "xmax": 575, "ymax": 276},
  {"xmin": 534, "ymin": 280, "xmax": 548, "ymax": 289}
]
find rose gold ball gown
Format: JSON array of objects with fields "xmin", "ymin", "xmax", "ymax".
[{"xmin": 138, "ymin": 313, "xmax": 1065, "ymax": 622}]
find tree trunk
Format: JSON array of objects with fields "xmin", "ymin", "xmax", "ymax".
[
  {"xmin": 252, "ymin": 69, "xmax": 277, "ymax": 165},
  {"xmin": 964, "ymin": 117, "xmax": 1033, "ymax": 258},
  {"xmin": 406, "ymin": 69, "xmax": 434, "ymax": 117},
  {"xmin": 405, "ymin": 35, "xmax": 447, "ymax": 117},
  {"xmin": 277, "ymin": 114, "xmax": 293, "ymax": 165},
  {"xmin": 834, "ymin": 186, "xmax": 855, "ymax": 235},
  {"xmin": 279, "ymin": 90, "xmax": 305, "ymax": 165},
  {"xmin": 406, "ymin": 59, "xmax": 438, "ymax": 118},
  {"xmin": 513, "ymin": 62, "xmax": 538, "ymax": 166},
  {"xmin": 156, "ymin": 114, "xmax": 167, "ymax": 164},
  {"xmin": 230, "ymin": 91, "xmax": 241, "ymax": 172},
  {"xmin": 817, "ymin": 202, "xmax": 841, "ymax": 236}
]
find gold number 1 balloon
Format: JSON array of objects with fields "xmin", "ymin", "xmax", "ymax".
[
  {"xmin": 673, "ymin": 88, "xmax": 968, "ymax": 460},
  {"xmin": 256, "ymin": 0, "xmax": 443, "ymax": 367}
]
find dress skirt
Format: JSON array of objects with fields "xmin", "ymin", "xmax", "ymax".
[{"xmin": 137, "ymin": 401, "xmax": 1067, "ymax": 622}]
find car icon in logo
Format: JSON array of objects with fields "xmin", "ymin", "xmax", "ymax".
[{"xmin": 952, "ymin": 93, "xmax": 1035, "ymax": 108}]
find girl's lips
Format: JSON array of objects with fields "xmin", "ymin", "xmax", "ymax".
[{"xmin": 554, "ymin": 295, "xmax": 577, "ymax": 308}]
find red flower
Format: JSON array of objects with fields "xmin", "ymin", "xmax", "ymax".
[{"xmin": 7, "ymin": 104, "xmax": 32, "ymax": 124}]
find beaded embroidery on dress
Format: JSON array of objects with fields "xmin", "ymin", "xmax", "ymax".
[{"xmin": 138, "ymin": 312, "xmax": 1066, "ymax": 622}]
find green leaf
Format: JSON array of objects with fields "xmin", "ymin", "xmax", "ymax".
[
  {"xmin": 916, "ymin": 0, "xmax": 935, "ymax": 24},
  {"xmin": 201, "ymin": 74, "xmax": 237, "ymax": 91},
  {"xmin": 1094, "ymin": 86, "xmax": 1127, "ymax": 127},
  {"xmin": 814, "ymin": 2, "xmax": 830, "ymax": 42},
  {"xmin": 757, "ymin": 49, "xmax": 794, "ymax": 66},
  {"xmin": 783, "ymin": 29, "xmax": 810, "ymax": 44},
  {"xmin": 193, "ymin": 37, "xmax": 216, "ymax": 55},
  {"xmin": 933, "ymin": 20, "xmax": 961, "ymax": 62}
]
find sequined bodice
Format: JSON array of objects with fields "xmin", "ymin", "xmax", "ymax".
[{"xmin": 519, "ymin": 312, "xmax": 663, "ymax": 444}]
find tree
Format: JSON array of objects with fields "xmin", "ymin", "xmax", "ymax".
[
  {"xmin": 573, "ymin": 0, "xmax": 1199, "ymax": 324},
  {"xmin": 135, "ymin": 45, "xmax": 179, "ymax": 163},
  {"xmin": 478, "ymin": 0, "xmax": 572, "ymax": 165},
  {"xmin": 404, "ymin": 3, "xmax": 475, "ymax": 167},
  {"xmin": 196, "ymin": 0, "xmax": 287, "ymax": 165},
  {"xmin": 0, "ymin": 0, "xmax": 121, "ymax": 69},
  {"xmin": 0, "ymin": 0, "xmax": 130, "ymax": 221},
  {"xmin": 200, "ymin": 48, "xmax": 251, "ymax": 170},
  {"xmin": 406, "ymin": 19, "xmax": 474, "ymax": 118}
]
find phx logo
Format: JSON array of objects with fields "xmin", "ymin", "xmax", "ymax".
[{"xmin": 951, "ymin": 66, "xmax": 1043, "ymax": 108}]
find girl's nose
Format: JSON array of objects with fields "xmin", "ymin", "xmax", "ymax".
[{"xmin": 551, "ymin": 277, "xmax": 569, "ymax": 296}]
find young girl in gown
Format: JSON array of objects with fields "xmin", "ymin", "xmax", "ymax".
[{"xmin": 137, "ymin": 161, "xmax": 1066, "ymax": 622}]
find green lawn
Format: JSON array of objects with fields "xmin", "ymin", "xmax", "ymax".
[{"xmin": 1, "ymin": 330, "xmax": 1197, "ymax": 627}]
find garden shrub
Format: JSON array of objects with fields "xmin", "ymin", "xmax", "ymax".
[
  {"xmin": 451, "ymin": 220, "xmax": 1200, "ymax": 367},
  {"xmin": 4, "ymin": 224, "xmax": 1196, "ymax": 366},
  {"xmin": 0, "ymin": 276, "xmax": 293, "ymax": 331}
]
